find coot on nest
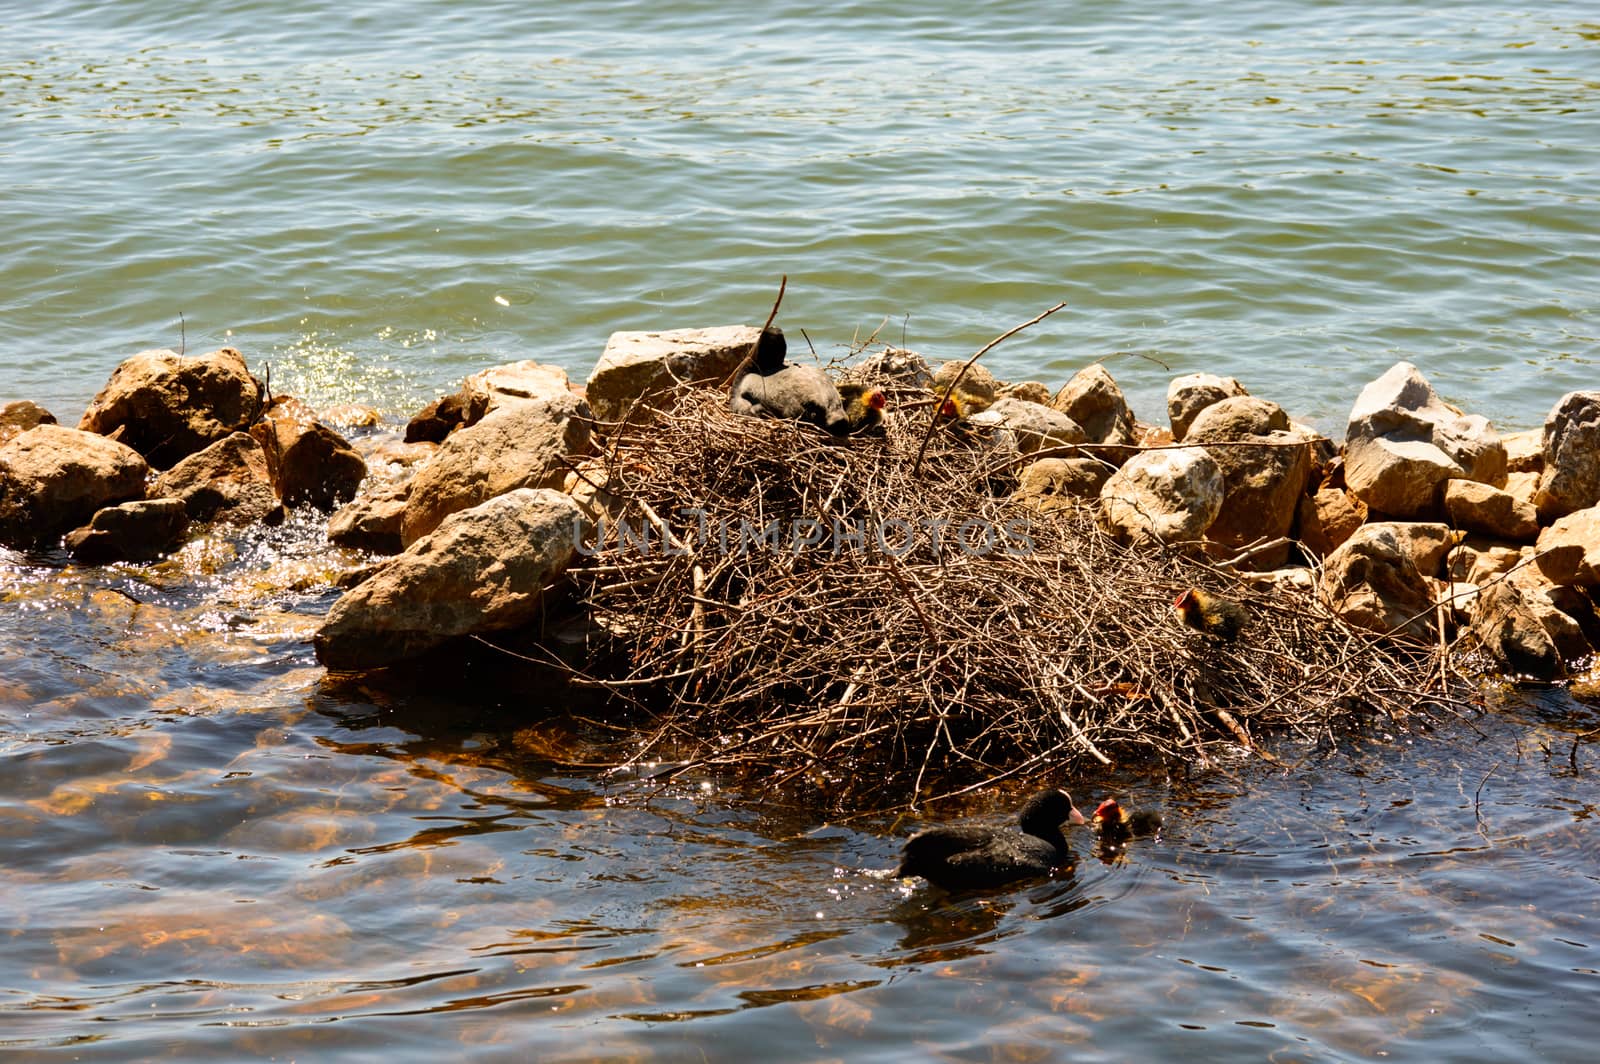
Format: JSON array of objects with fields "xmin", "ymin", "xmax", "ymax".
[{"xmin": 895, "ymin": 789, "xmax": 1087, "ymax": 891}]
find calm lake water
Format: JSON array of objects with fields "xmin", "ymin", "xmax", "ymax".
[{"xmin": 3, "ymin": 0, "xmax": 1599, "ymax": 1060}]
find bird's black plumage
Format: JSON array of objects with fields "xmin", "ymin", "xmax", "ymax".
[{"xmin": 895, "ymin": 789, "xmax": 1083, "ymax": 891}]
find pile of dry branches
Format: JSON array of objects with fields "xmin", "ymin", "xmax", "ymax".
[{"xmin": 565, "ymin": 381, "xmax": 1465, "ymax": 806}]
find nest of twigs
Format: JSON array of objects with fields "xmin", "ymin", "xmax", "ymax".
[{"xmin": 565, "ymin": 378, "xmax": 1465, "ymax": 806}]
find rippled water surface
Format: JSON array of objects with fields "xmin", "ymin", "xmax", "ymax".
[{"xmin": 4, "ymin": 1, "xmax": 1600, "ymax": 1060}]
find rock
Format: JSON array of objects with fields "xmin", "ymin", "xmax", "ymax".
[
  {"xmin": 586, "ymin": 325, "xmax": 761, "ymax": 424},
  {"xmin": 1099, "ymin": 447, "xmax": 1224, "ymax": 546},
  {"xmin": 1296, "ymin": 488, "xmax": 1367, "ymax": 559},
  {"xmin": 1344, "ymin": 362, "xmax": 1507, "ymax": 518},
  {"xmin": 151, "ymin": 432, "xmax": 279, "ymax": 525},
  {"xmin": 327, "ymin": 487, "xmax": 409, "ymax": 554},
  {"xmin": 855, "ymin": 347, "xmax": 934, "ymax": 388},
  {"xmin": 63, "ymin": 498, "xmax": 189, "ymax": 563},
  {"xmin": 1534, "ymin": 391, "xmax": 1600, "ymax": 521},
  {"xmin": 999, "ymin": 380, "xmax": 1052, "ymax": 406},
  {"xmin": 1471, "ymin": 571, "xmax": 1592, "ymax": 679},
  {"xmin": 967, "ymin": 398, "xmax": 1086, "ymax": 454},
  {"xmin": 1446, "ymin": 538, "xmax": 1523, "ymax": 586},
  {"xmin": 562, "ymin": 459, "xmax": 624, "ymax": 527},
  {"xmin": 401, "ymin": 391, "xmax": 591, "ymax": 547},
  {"xmin": 0, "ymin": 400, "xmax": 55, "ymax": 445},
  {"xmin": 78, "ymin": 347, "xmax": 263, "ymax": 469},
  {"xmin": 250, "ymin": 398, "xmax": 367, "ymax": 511},
  {"xmin": 1051, "ymin": 364, "xmax": 1135, "ymax": 447},
  {"xmin": 405, "ymin": 389, "xmax": 489, "ymax": 443},
  {"xmin": 0, "ymin": 425, "xmax": 148, "ymax": 547},
  {"xmin": 1241, "ymin": 566, "xmax": 1317, "ymax": 595},
  {"xmin": 464, "ymin": 360, "xmax": 580, "ymax": 414},
  {"xmin": 320, "ymin": 404, "xmax": 384, "ymax": 430},
  {"xmin": 1318, "ymin": 522, "xmax": 1451, "ymax": 641},
  {"xmin": 1135, "ymin": 422, "xmax": 1174, "ymax": 448},
  {"xmin": 360, "ymin": 435, "xmax": 438, "ymax": 470},
  {"xmin": 314, "ymin": 488, "xmax": 589, "ymax": 671},
  {"xmin": 1534, "ymin": 506, "xmax": 1600, "ymax": 588},
  {"xmin": 1502, "ymin": 428, "xmax": 1543, "ymax": 474},
  {"xmin": 1012, "ymin": 457, "xmax": 1113, "ymax": 512},
  {"xmin": 1166, "ymin": 373, "xmax": 1247, "ymax": 441},
  {"xmin": 933, "ymin": 361, "xmax": 998, "ymax": 411},
  {"xmin": 1443, "ymin": 479, "xmax": 1539, "ymax": 541},
  {"xmin": 1185, "ymin": 398, "xmax": 1313, "ymax": 569}
]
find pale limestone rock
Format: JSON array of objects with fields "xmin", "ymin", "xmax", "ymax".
[
  {"xmin": 586, "ymin": 325, "xmax": 760, "ymax": 424},
  {"xmin": 1185, "ymin": 398, "xmax": 1312, "ymax": 570},
  {"xmin": 1011, "ymin": 457, "xmax": 1112, "ymax": 512},
  {"xmin": 1534, "ymin": 506, "xmax": 1600, "ymax": 588},
  {"xmin": 999, "ymin": 380, "xmax": 1052, "ymax": 406},
  {"xmin": 0, "ymin": 400, "xmax": 55, "ymax": 445},
  {"xmin": 1318, "ymin": 522, "xmax": 1449, "ymax": 641},
  {"xmin": 1534, "ymin": 391, "xmax": 1600, "ymax": 521},
  {"xmin": 1051, "ymin": 364, "xmax": 1135, "ymax": 447},
  {"xmin": 1501, "ymin": 428, "xmax": 1543, "ymax": 474},
  {"xmin": 1099, "ymin": 447, "xmax": 1224, "ymax": 546},
  {"xmin": 1443, "ymin": 479, "xmax": 1538, "ymax": 541},
  {"xmin": 315, "ymin": 489, "xmax": 589, "ymax": 671},
  {"xmin": 1296, "ymin": 487, "xmax": 1367, "ymax": 559},
  {"xmin": 328, "ymin": 487, "xmax": 410, "ymax": 555},
  {"xmin": 933, "ymin": 361, "xmax": 998, "ymax": 411},
  {"xmin": 1166, "ymin": 373, "xmax": 1247, "ymax": 441},
  {"xmin": 967, "ymin": 398, "xmax": 1086, "ymax": 454}
]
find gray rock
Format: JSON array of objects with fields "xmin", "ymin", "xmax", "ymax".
[
  {"xmin": 1012, "ymin": 457, "xmax": 1112, "ymax": 512},
  {"xmin": 967, "ymin": 398, "xmax": 1086, "ymax": 453},
  {"xmin": 0, "ymin": 425, "xmax": 148, "ymax": 547},
  {"xmin": 1534, "ymin": 391, "xmax": 1600, "ymax": 521},
  {"xmin": 1099, "ymin": 447, "xmax": 1224, "ymax": 546},
  {"xmin": 314, "ymin": 488, "xmax": 590, "ymax": 671},
  {"xmin": 586, "ymin": 325, "xmax": 760, "ymax": 424}
]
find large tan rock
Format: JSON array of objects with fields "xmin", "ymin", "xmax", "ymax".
[
  {"xmin": 967, "ymin": 398, "xmax": 1086, "ymax": 454},
  {"xmin": 63, "ymin": 498, "xmax": 189, "ymax": 563},
  {"xmin": 1344, "ymin": 362, "xmax": 1507, "ymax": 518},
  {"xmin": 250, "ymin": 397, "xmax": 367, "ymax": 511},
  {"xmin": 405, "ymin": 389, "xmax": 488, "ymax": 444},
  {"xmin": 151, "ymin": 432, "xmax": 278, "ymax": 525},
  {"xmin": 1446, "ymin": 537, "xmax": 1523, "ymax": 586},
  {"xmin": 314, "ymin": 488, "xmax": 589, "ymax": 671},
  {"xmin": 1166, "ymin": 373, "xmax": 1247, "ymax": 440},
  {"xmin": 1012, "ymin": 457, "xmax": 1111, "ymax": 513},
  {"xmin": 1100, "ymin": 447, "xmax": 1224, "ymax": 546},
  {"xmin": 1443, "ymin": 479, "xmax": 1538, "ymax": 541},
  {"xmin": 0, "ymin": 400, "xmax": 55, "ymax": 445},
  {"xmin": 1052, "ymin": 364, "xmax": 1135, "ymax": 447},
  {"xmin": 401, "ymin": 392, "xmax": 591, "ymax": 546},
  {"xmin": 1185, "ymin": 398, "xmax": 1312, "ymax": 569},
  {"xmin": 78, "ymin": 347, "xmax": 263, "ymax": 469},
  {"xmin": 999, "ymin": 380, "xmax": 1052, "ymax": 406},
  {"xmin": 1534, "ymin": 506, "xmax": 1600, "ymax": 588},
  {"xmin": 1296, "ymin": 487, "xmax": 1367, "ymax": 558},
  {"xmin": 464, "ymin": 360, "xmax": 577, "ymax": 413},
  {"xmin": 1471, "ymin": 569, "xmax": 1592, "ymax": 679},
  {"xmin": 328, "ymin": 487, "xmax": 410, "ymax": 555},
  {"xmin": 586, "ymin": 325, "xmax": 760, "ymax": 424},
  {"xmin": 1502, "ymin": 428, "xmax": 1543, "ymax": 474},
  {"xmin": 933, "ymin": 361, "xmax": 998, "ymax": 411},
  {"xmin": 0, "ymin": 425, "xmax": 148, "ymax": 547},
  {"xmin": 1534, "ymin": 391, "xmax": 1600, "ymax": 521},
  {"xmin": 1318, "ymin": 522, "xmax": 1449, "ymax": 641}
]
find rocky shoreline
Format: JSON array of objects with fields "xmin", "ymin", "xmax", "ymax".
[{"xmin": 3, "ymin": 327, "xmax": 1598, "ymax": 694}]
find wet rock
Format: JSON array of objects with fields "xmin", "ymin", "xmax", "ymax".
[
  {"xmin": 1099, "ymin": 447, "xmax": 1224, "ymax": 546},
  {"xmin": 0, "ymin": 425, "xmax": 148, "ymax": 547},
  {"xmin": 327, "ymin": 486, "xmax": 409, "ymax": 554},
  {"xmin": 63, "ymin": 497, "xmax": 188, "ymax": 563},
  {"xmin": 855, "ymin": 347, "xmax": 934, "ymax": 389},
  {"xmin": 586, "ymin": 325, "xmax": 761, "ymax": 424},
  {"xmin": 1318, "ymin": 522, "xmax": 1450, "ymax": 641},
  {"xmin": 1443, "ymin": 479, "xmax": 1538, "ymax": 542},
  {"xmin": 1471, "ymin": 569, "xmax": 1592, "ymax": 679},
  {"xmin": 1501, "ymin": 427, "xmax": 1543, "ymax": 474},
  {"xmin": 1012, "ymin": 456, "xmax": 1112, "ymax": 512},
  {"xmin": 401, "ymin": 391, "xmax": 592, "ymax": 547},
  {"xmin": 1534, "ymin": 506, "xmax": 1600, "ymax": 588},
  {"xmin": 1051, "ymin": 364, "xmax": 1135, "ymax": 447},
  {"xmin": 78, "ymin": 347, "xmax": 263, "ymax": 469},
  {"xmin": 933, "ymin": 361, "xmax": 999, "ymax": 412},
  {"xmin": 320, "ymin": 404, "xmax": 384, "ymax": 431},
  {"xmin": 0, "ymin": 400, "xmax": 55, "ymax": 445},
  {"xmin": 1185, "ymin": 398, "xmax": 1313, "ymax": 569},
  {"xmin": 359, "ymin": 435, "xmax": 438, "ymax": 471},
  {"xmin": 999, "ymin": 380, "xmax": 1052, "ymax": 406},
  {"xmin": 151, "ymin": 432, "xmax": 278, "ymax": 525},
  {"xmin": 1296, "ymin": 487, "xmax": 1367, "ymax": 559},
  {"xmin": 1167, "ymin": 373, "xmax": 1247, "ymax": 441},
  {"xmin": 1344, "ymin": 362, "xmax": 1507, "ymax": 518},
  {"xmin": 405, "ymin": 389, "xmax": 489, "ymax": 443},
  {"xmin": 250, "ymin": 398, "xmax": 367, "ymax": 511},
  {"xmin": 314, "ymin": 488, "xmax": 590, "ymax": 671},
  {"xmin": 968, "ymin": 398, "xmax": 1086, "ymax": 454},
  {"xmin": 1534, "ymin": 391, "xmax": 1600, "ymax": 521}
]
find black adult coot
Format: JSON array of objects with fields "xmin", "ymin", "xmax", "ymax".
[
  {"xmin": 895, "ymin": 789, "xmax": 1087, "ymax": 891},
  {"xmin": 728, "ymin": 326, "xmax": 852, "ymax": 435}
]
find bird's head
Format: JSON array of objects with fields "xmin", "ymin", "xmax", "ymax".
[
  {"xmin": 1093, "ymin": 798, "xmax": 1125, "ymax": 826},
  {"xmin": 937, "ymin": 395, "xmax": 964, "ymax": 420},
  {"xmin": 865, "ymin": 389, "xmax": 888, "ymax": 413}
]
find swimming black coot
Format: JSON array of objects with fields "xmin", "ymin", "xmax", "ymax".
[{"xmin": 895, "ymin": 789, "xmax": 1087, "ymax": 891}]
